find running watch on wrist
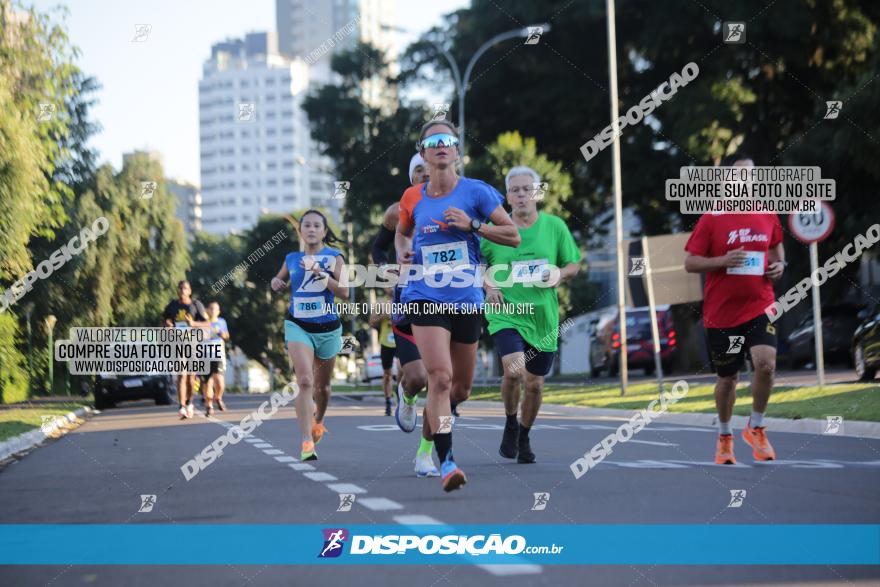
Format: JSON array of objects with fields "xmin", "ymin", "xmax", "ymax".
[{"xmin": 470, "ymin": 218, "xmax": 482, "ymax": 233}]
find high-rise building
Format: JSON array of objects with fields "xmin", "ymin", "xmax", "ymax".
[
  {"xmin": 199, "ymin": 32, "xmax": 334, "ymax": 235},
  {"xmin": 123, "ymin": 149, "xmax": 163, "ymax": 168},
  {"xmin": 276, "ymin": 0, "xmax": 394, "ymax": 66},
  {"xmin": 275, "ymin": 0, "xmax": 397, "ymax": 107},
  {"xmin": 168, "ymin": 180, "xmax": 202, "ymax": 236}
]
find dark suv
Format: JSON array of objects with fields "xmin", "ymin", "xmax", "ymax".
[
  {"xmin": 852, "ymin": 304, "xmax": 880, "ymax": 381},
  {"xmin": 94, "ymin": 374, "xmax": 174, "ymax": 409}
]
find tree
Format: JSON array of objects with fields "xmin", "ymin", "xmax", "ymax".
[
  {"xmin": 408, "ymin": 0, "xmax": 879, "ymax": 239},
  {"xmin": 467, "ymin": 130, "xmax": 573, "ymax": 215},
  {"xmin": 0, "ymin": 1, "xmax": 95, "ymax": 400},
  {"xmin": 20, "ymin": 154, "xmax": 190, "ymax": 394},
  {"xmin": 302, "ymin": 42, "xmax": 427, "ymax": 259}
]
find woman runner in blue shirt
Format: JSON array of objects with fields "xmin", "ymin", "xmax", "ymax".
[
  {"xmin": 395, "ymin": 120, "xmax": 520, "ymax": 492},
  {"xmin": 271, "ymin": 210, "xmax": 349, "ymax": 461}
]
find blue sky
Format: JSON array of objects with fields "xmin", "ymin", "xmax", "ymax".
[{"xmin": 32, "ymin": 0, "xmax": 467, "ymax": 185}]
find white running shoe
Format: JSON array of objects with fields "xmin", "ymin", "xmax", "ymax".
[
  {"xmin": 395, "ymin": 383, "xmax": 417, "ymax": 433},
  {"xmin": 185, "ymin": 403, "xmax": 195, "ymax": 419},
  {"xmin": 178, "ymin": 406, "xmax": 187, "ymax": 420},
  {"xmin": 414, "ymin": 451, "xmax": 440, "ymax": 477}
]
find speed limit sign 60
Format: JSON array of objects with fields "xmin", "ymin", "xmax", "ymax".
[{"xmin": 788, "ymin": 202, "xmax": 835, "ymax": 244}]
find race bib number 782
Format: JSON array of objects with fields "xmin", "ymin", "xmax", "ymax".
[{"xmin": 422, "ymin": 241, "xmax": 468, "ymax": 270}]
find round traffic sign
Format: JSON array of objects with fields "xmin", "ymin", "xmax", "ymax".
[{"xmin": 788, "ymin": 202, "xmax": 835, "ymax": 244}]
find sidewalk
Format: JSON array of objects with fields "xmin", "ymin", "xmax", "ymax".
[
  {"xmin": 528, "ymin": 401, "xmax": 880, "ymax": 439},
  {"xmin": 0, "ymin": 406, "xmax": 93, "ymax": 463}
]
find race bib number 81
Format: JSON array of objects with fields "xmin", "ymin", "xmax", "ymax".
[{"xmin": 727, "ymin": 251, "xmax": 765, "ymax": 276}]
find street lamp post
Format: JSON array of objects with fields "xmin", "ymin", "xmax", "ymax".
[
  {"xmin": 441, "ymin": 24, "xmax": 550, "ymax": 173},
  {"xmin": 23, "ymin": 302, "xmax": 34, "ymax": 395},
  {"xmin": 46, "ymin": 315, "xmax": 58, "ymax": 395},
  {"xmin": 605, "ymin": 0, "xmax": 629, "ymax": 396}
]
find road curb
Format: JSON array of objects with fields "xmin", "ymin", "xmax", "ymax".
[
  {"xmin": 0, "ymin": 406, "xmax": 94, "ymax": 462},
  {"xmin": 520, "ymin": 402, "xmax": 880, "ymax": 439}
]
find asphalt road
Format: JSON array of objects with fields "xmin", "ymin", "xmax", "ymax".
[{"xmin": 1, "ymin": 392, "xmax": 879, "ymax": 586}]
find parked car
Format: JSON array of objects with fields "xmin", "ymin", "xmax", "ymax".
[
  {"xmin": 589, "ymin": 306, "xmax": 677, "ymax": 377},
  {"xmin": 852, "ymin": 304, "xmax": 880, "ymax": 381},
  {"xmin": 360, "ymin": 353, "xmax": 398, "ymax": 383},
  {"xmin": 94, "ymin": 373, "xmax": 174, "ymax": 410},
  {"xmin": 784, "ymin": 306, "xmax": 861, "ymax": 368}
]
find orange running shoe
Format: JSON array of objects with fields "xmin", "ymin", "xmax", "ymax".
[
  {"xmin": 742, "ymin": 425, "xmax": 776, "ymax": 461},
  {"xmin": 715, "ymin": 434, "xmax": 736, "ymax": 465},
  {"xmin": 312, "ymin": 421, "xmax": 327, "ymax": 445}
]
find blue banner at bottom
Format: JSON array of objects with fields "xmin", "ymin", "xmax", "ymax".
[{"xmin": 0, "ymin": 525, "xmax": 877, "ymax": 565}]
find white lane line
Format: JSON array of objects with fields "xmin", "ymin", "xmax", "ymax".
[
  {"xmin": 477, "ymin": 564, "xmax": 543, "ymax": 576},
  {"xmin": 263, "ymin": 449, "xmax": 285, "ymax": 455},
  {"xmin": 303, "ymin": 471, "xmax": 338, "ymax": 482},
  {"xmin": 289, "ymin": 463, "xmax": 315, "ymax": 471},
  {"xmin": 358, "ymin": 497, "xmax": 404, "ymax": 511},
  {"xmin": 393, "ymin": 514, "xmax": 444, "ymax": 525},
  {"xmin": 628, "ymin": 439, "xmax": 679, "ymax": 447},
  {"xmin": 326, "ymin": 483, "xmax": 367, "ymax": 494},
  {"xmin": 394, "ymin": 515, "xmax": 543, "ymax": 576},
  {"xmin": 612, "ymin": 459, "xmax": 691, "ymax": 469},
  {"xmin": 205, "ymin": 415, "xmax": 539, "ymax": 577}
]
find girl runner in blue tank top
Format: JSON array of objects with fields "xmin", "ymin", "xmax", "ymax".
[
  {"xmin": 271, "ymin": 210, "xmax": 349, "ymax": 461},
  {"xmin": 394, "ymin": 120, "xmax": 521, "ymax": 492}
]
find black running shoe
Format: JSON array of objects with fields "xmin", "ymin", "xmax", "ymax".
[
  {"xmin": 384, "ymin": 400, "xmax": 392, "ymax": 416},
  {"xmin": 517, "ymin": 434, "xmax": 536, "ymax": 464},
  {"xmin": 499, "ymin": 421, "xmax": 518, "ymax": 459}
]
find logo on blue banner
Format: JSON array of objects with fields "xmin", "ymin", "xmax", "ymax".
[{"xmin": 319, "ymin": 528, "xmax": 348, "ymax": 558}]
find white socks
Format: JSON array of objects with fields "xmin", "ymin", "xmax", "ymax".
[
  {"xmin": 750, "ymin": 411, "xmax": 765, "ymax": 428},
  {"xmin": 720, "ymin": 412, "xmax": 765, "ymax": 434}
]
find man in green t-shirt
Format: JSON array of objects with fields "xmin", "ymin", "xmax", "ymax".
[{"xmin": 481, "ymin": 166, "xmax": 581, "ymax": 463}]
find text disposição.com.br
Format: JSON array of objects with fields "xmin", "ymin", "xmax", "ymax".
[{"xmin": 349, "ymin": 533, "xmax": 564, "ymax": 556}]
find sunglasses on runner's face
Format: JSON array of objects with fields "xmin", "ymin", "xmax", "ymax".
[{"xmin": 420, "ymin": 133, "xmax": 459, "ymax": 150}]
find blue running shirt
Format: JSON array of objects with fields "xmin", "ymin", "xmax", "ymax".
[
  {"xmin": 397, "ymin": 178, "xmax": 504, "ymax": 308},
  {"xmin": 285, "ymin": 247, "xmax": 343, "ymax": 324}
]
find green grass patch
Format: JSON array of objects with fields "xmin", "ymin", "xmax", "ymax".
[
  {"xmin": 0, "ymin": 402, "xmax": 90, "ymax": 442},
  {"xmin": 469, "ymin": 381, "xmax": 880, "ymax": 421}
]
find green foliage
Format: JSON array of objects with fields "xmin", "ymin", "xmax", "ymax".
[
  {"xmin": 401, "ymin": 0, "xmax": 880, "ymax": 315},
  {"xmin": 0, "ymin": 2, "xmax": 85, "ymax": 277},
  {"xmin": 0, "ymin": 314, "xmax": 29, "ymax": 403},
  {"xmin": 468, "ymin": 130, "xmax": 573, "ymax": 215},
  {"xmin": 0, "ymin": 1, "xmax": 98, "ymax": 400},
  {"xmin": 19, "ymin": 155, "xmax": 190, "ymax": 395},
  {"xmin": 302, "ymin": 42, "xmax": 426, "ymax": 264},
  {"xmin": 408, "ymin": 0, "xmax": 878, "ymax": 242}
]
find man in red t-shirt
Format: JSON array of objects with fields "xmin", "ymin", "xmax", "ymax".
[{"xmin": 684, "ymin": 153, "xmax": 786, "ymax": 465}]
